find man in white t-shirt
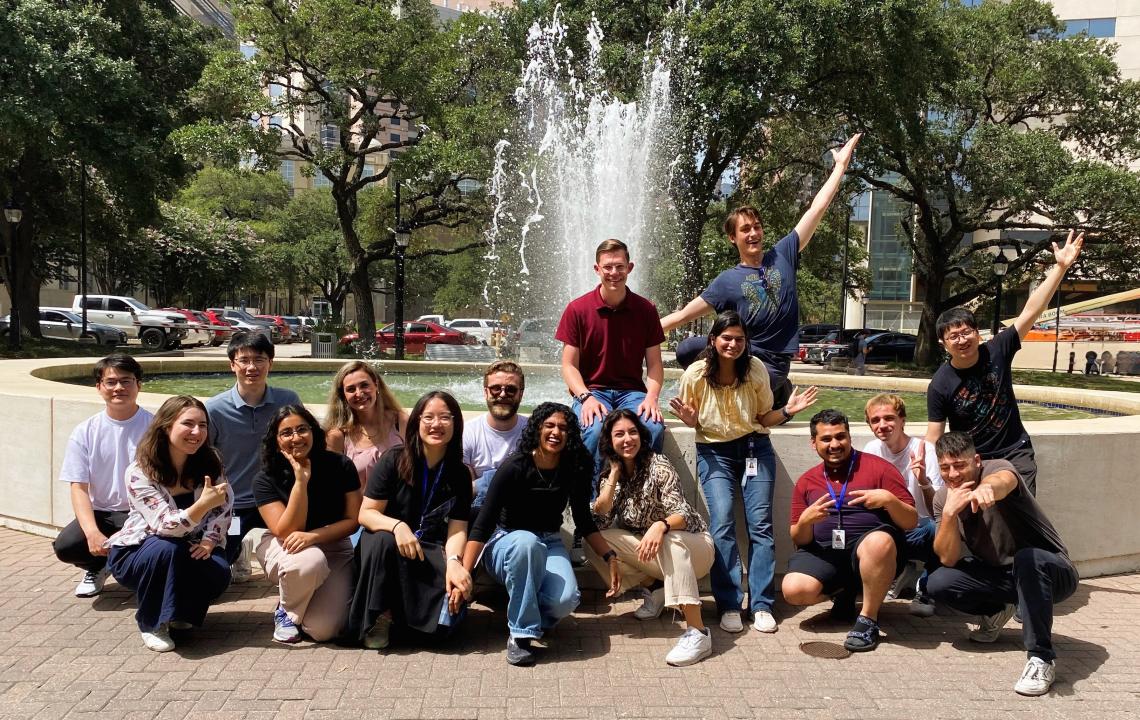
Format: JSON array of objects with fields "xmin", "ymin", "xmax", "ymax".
[
  {"xmin": 862, "ymin": 393, "xmax": 943, "ymax": 616},
  {"xmin": 53, "ymin": 355, "xmax": 154, "ymax": 597},
  {"xmin": 463, "ymin": 360, "xmax": 527, "ymax": 513}
]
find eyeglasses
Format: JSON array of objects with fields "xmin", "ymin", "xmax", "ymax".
[
  {"xmin": 234, "ymin": 356, "xmax": 270, "ymax": 368},
  {"xmin": 943, "ymin": 329, "xmax": 977, "ymax": 344},
  {"xmin": 486, "ymin": 384, "xmax": 520, "ymax": 397},
  {"xmin": 420, "ymin": 414, "xmax": 454, "ymax": 426},
  {"xmin": 99, "ymin": 378, "xmax": 137, "ymax": 389},
  {"xmin": 277, "ymin": 425, "xmax": 311, "ymax": 440}
]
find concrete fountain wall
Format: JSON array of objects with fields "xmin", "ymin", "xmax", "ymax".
[{"xmin": 3, "ymin": 357, "xmax": 1140, "ymax": 578}]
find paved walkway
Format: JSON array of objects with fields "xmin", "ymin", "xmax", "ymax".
[{"xmin": 2, "ymin": 527, "xmax": 1138, "ymax": 720}]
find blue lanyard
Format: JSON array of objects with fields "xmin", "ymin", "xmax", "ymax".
[
  {"xmin": 417, "ymin": 460, "xmax": 445, "ymax": 538},
  {"xmin": 824, "ymin": 451, "xmax": 858, "ymax": 529}
]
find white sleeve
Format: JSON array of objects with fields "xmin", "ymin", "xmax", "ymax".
[
  {"xmin": 59, "ymin": 424, "xmax": 91, "ymax": 485},
  {"xmin": 924, "ymin": 441, "xmax": 944, "ymax": 489}
]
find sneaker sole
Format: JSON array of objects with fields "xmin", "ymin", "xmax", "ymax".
[
  {"xmin": 666, "ymin": 647, "xmax": 712, "ymax": 667},
  {"xmin": 75, "ymin": 588, "xmax": 102, "ymax": 598},
  {"xmin": 1014, "ymin": 684, "xmax": 1052, "ymax": 697},
  {"xmin": 273, "ymin": 632, "xmax": 302, "ymax": 644}
]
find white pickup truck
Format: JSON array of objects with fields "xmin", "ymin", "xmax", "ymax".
[{"xmin": 71, "ymin": 295, "xmax": 190, "ymax": 351}]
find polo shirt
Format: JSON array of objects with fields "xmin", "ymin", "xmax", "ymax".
[
  {"xmin": 206, "ymin": 384, "xmax": 302, "ymax": 509},
  {"xmin": 554, "ymin": 285, "xmax": 665, "ymax": 392}
]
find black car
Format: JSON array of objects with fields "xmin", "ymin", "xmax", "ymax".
[
  {"xmin": 861, "ymin": 332, "xmax": 918, "ymax": 363},
  {"xmin": 805, "ymin": 328, "xmax": 890, "ymax": 364},
  {"xmin": 799, "ymin": 323, "xmax": 840, "ymax": 344}
]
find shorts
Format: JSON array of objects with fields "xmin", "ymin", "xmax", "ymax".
[{"xmin": 786, "ymin": 524, "xmax": 906, "ymax": 596}]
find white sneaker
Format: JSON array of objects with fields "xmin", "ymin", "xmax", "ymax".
[
  {"xmin": 751, "ymin": 610, "xmax": 778, "ymax": 633},
  {"xmin": 970, "ymin": 603, "xmax": 1017, "ymax": 643},
  {"xmin": 665, "ymin": 627, "xmax": 712, "ymax": 666},
  {"xmin": 75, "ymin": 567, "xmax": 110, "ymax": 597},
  {"xmin": 634, "ymin": 587, "xmax": 666, "ymax": 620},
  {"xmin": 231, "ymin": 545, "xmax": 252, "ymax": 584},
  {"xmin": 719, "ymin": 610, "xmax": 744, "ymax": 633},
  {"xmin": 1014, "ymin": 657, "xmax": 1056, "ymax": 696},
  {"xmin": 140, "ymin": 624, "xmax": 175, "ymax": 653}
]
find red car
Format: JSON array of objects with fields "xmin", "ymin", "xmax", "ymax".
[
  {"xmin": 255, "ymin": 315, "xmax": 295, "ymax": 343},
  {"xmin": 159, "ymin": 307, "xmax": 216, "ymax": 347},
  {"xmin": 339, "ymin": 321, "xmax": 480, "ymax": 353}
]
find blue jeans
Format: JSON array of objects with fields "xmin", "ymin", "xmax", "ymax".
[
  {"xmin": 484, "ymin": 529, "xmax": 580, "ymax": 639},
  {"xmin": 697, "ymin": 433, "xmax": 776, "ymax": 614},
  {"xmin": 108, "ymin": 535, "xmax": 231, "ymax": 632},
  {"xmin": 905, "ymin": 516, "xmax": 939, "ymax": 593},
  {"xmin": 573, "ymin": 389, "xmax": 665, "ymax": 475}
]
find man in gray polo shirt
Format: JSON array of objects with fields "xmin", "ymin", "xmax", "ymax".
[{"xmin": 205, "ymin": 331, "xmax": 301, "ymax": 580}]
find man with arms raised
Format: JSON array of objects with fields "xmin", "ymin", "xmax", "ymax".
[
  {"xmin": 54, "ymin": 354, "xmax": 153, "ymax": 597},
  {"xmin": 781, "ymin": 409, "xmax": 917, "ymax": 652},
  {"xmin": 464, "ymin": 360, "xmax": 527, "ymax": 512},
  {"xmin": 928, "ymin": 432, "xmax": 1077, "ymax": 696}
]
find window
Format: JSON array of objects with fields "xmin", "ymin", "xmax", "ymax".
[
  {"xmin": 280, "ymin": 160, "xmax": 295, "ymax": 185},
  {"xmin": 451, "ymin": 320, "xmax": 474, "ymax": 328},
  {"xmin": 1062, "ymin": 18, "xmax": 1116, "ymax": 38},
  {"xmin": 268, "ymin": 83, "xmax": 285, "ymax": 98},
  {"xmin": 108, "ymin": 299, "xmax": 132, "ymax": 312},
  {"xmin": 390, "ymin": 117, "xmax": 401, "ymax": 126},
  {"xmin": 44, "ymin": 311, "xmax": 66, "ymax": 322},
  {"xmin": 314, "ymin": 173, "xmax": 331, "ymax": 188},
  {"xmin": 83, "ymin": 297, "xmax": 102, "ymax": 310},
  {"xmin": 390, "ymin": 133, "xmax": 401, "ymax": 142},
  {"xmin": 868, "ymin": 189, "xmax": 913, "ymax": 302}
]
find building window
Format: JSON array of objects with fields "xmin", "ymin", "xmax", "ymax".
[
  {"xmin": 320, "ymin": 124, "xmax": 339, "ymax": 149},
  {"xmin": 390, "ymin": 117, "xmax": 401, "ymax": 126},
  {"xmin": 362, "ymin": 165, "xmax": 376, "ymax": 178},
  {"xmin": 1062, "ymin": 18, "xmax": 1116, "ymax": 38},
  {"xmin": 314, "ymin": 173, "xmax": 331, "ymax": 188},
  {"xmin": 268, "ymin": 83, "xmax": 285, "ymax": 98},
  {"xmin": 280, "ymin": 160, "xmax": 295, "ymax": 185},
  {"xmin": 850, "ymin": 190, "xmax": 871, "ymax": 223},
  {"xmin": 868, "ymin": 189, "xmax": 913, "ymax": 302},
  {"xmin": 389, "ymin": 133, "xmax": 401, "ymax": 142}
]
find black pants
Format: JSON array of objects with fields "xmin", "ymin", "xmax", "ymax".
[
  {"xmin": 927, "ymin": 548, "xmax": 1078, "ymax": 661},
  {"xmin": 993, "ymin": 444, "xmax": 1038, "ymax": 496},
  {"xmin": 224, "ymin": 506, "xmax": 267, "ymax": 564},
  {"xmin": 53, "ymin": 511, "xmax": 129, "ymax": 573}
]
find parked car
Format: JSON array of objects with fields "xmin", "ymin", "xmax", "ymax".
[
  {"xmin": 158, "ymin": 308, "xmax": 214, "ymax": 347},
  {"xmin": 445, "ymin": 318, "xmax": 498, "ymax": 344},
  {"xmin": 1, "ymin": 309, "xmax": 126, "ymax": 347},
  {"xmin": 190, "ymin": 310, "xmax": 233, "ymax": 347},
  {"xmin": 207, "ymin": 308, "xmax": 280, "ymax": 342},
  {"xmin": 416, "ymin": 314, "xmax": 448, "ymax": 326},
  {"xmin": 255, "ymin": 315, "xmax": 295, "ymax": 343},
  {"xmin": 804, "ymin": 328, "xmax": 890, "ymax": 364},
  {"xmin": 339, "ymin": 321, "xmax": 480, "ymax": 353},
  {"xmin": 71, "ymin": 295, "xmax": 190, "ymax": 351},
  {"xmin": 282, "ymin": 315, "xmax": 310, "ymax": 342},
  {"xmin": 859, "ymin": 332, "xmax": 918, "ymax": 364},
  {"xmin": 799, "ymin": 323, "xmax": 840, "ymax": 344},
  {"xmin": 517, "ymin": 317, "xmax": 561, "ymax": 361}
]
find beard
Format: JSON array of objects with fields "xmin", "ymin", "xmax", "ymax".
[{"xmin": 487, "ymin": 399, "xmax": 520, "ymax": 420}]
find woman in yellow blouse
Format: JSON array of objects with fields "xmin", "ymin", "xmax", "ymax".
[{"xmin": 669, "ymin": 311, "xmax": 816, "ymax": 635}]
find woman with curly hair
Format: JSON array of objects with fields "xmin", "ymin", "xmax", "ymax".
[
  {"xmin": 462, "ymin": 402, "xmax": 621, "ymax": 666},
  {"xmin": 106, "ymin": 395, "xmax": 233, "ymax": 653},
  {"xmin": 670, "ymin": 311, "xmax": 817, "ymax": 635},
  {"xmin": 325, "ymin": 360, "xmax": 407, "ymax": 485},
  {"xmin": 253, "ymin": 404, "xmax": 361, "ymax": 644},
  {"xmin": 590, "ymin": 409, "xmax": 716, "ymax": 666}
]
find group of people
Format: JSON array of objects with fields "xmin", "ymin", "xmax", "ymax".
[{"xmin": 51, "ymin": 133, "xmax": 1083, "ymax": 696}]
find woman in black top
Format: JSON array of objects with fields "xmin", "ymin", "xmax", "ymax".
[
  {"xmin": 462, "ymin": 402, "xmax": 621, "ymax": 666},
  {"xmin": 254, "ymin": 404, "xmax": 361, "ymax": 644},
  {"xmin": 347, "ymin": 391, "xmax": 474, "ymax": 650}
]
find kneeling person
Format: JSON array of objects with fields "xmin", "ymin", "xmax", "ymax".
[
  {"xmin": 928, "ymin": 432, "xmax": 1077, "ymax": 697},
  {"xmin": 781, "ymin": 410, "xmax": 917, "ymax": 652}
]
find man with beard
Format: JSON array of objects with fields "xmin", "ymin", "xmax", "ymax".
[{"xmin": 463, "ymin": 360, "xmax": 527, "ymax": 513}]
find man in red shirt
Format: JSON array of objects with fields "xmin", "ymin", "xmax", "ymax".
[
  {"xmin": 782, "ymin": 409, "xmax": 917, "ymax": 652},
  {"xmin": 556, "ymin": 239, "xmax": 666, "ymax": 465}
]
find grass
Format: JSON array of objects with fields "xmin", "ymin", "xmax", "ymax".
[{"xmin": 884, "ymin": 362, "xmax": 1139, "ymax": 393}]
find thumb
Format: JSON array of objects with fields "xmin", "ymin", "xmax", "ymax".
[{"xmin": 204, "ymin": 475, "xmax": 213, "ymax": 487}]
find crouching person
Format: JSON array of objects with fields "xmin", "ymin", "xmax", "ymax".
[
  {"xmin": 928, "ymin": 432, "xmax": 1078, "ymax": 696},
  {"xmin": 106, "ymin": 396, "xmax": 233, "ymax": 653},
  {"xmin": 780, "ymin": 410, "xmax": 917, "ymax": 652},
  {"xmin": 254, "ymin": 405, "xmax": 361, "ymax": 644}
]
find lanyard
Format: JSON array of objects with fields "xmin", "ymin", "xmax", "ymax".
[
  {"xmin": 824, "ymin": 451, "xmax": 857, "ymax": 529},
  {"xmin": 417, "ymin": 460, "xmax": 445, "ymax": 538}
]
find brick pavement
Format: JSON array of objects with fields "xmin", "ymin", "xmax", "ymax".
[{"xmin": 2, "ymin": 526, "xmax": 1138, "ymax": 720}]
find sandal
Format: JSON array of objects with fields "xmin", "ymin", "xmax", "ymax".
[{"xmin": 843, "ymin": 615, "xmax": 880, "ymax": 652}]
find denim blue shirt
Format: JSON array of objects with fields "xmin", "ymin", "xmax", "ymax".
[{"xmin": 206, "ymin": 384, "xmax": 302, "ymax": 509}]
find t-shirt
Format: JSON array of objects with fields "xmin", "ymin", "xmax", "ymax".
[
  {"xmin": 462, "ymin": 414, "xmax": 527, "ymax": 478},
  {"xmin": 862, "ymin": 436, "xmax": 944, "ymax": 519},
  {"xmin": 927, "ymin": 327, "xmax": 1029, "ymax": 459},
  {"xmin": 790, "ymin": 451, "xmax": 915, "ymax": 549},
  {"xmin": 933, "ymin": 459, "xmax": 1067, "ymax": 566},
  {"xmin": 206, "ymin": 384, "xmax": 302, "ymax": 509},
  {"xmin": 253, "ymin": 449, "xmax": 360, "ymax": 532},
  {"xmin": 469, "ymin": 452, "xmax": 598, "ymax": 544},
  {"xmin": 677, "ymin": 357, "xmax": 773, "ymax": 444},
  {"xmin": 365, "ymin": 450, "xmax": 472, "ymax": 546},
  {"xmin": 700, "ymin": 230, "xmax": 801, "ymax": 362},
  {"xmin": 59, "ymin": 406, "xmax": 154, "ymax": 512},
  {"xmin": 555, "ymin": 286, "xmax": 665, "ymax": 391}
]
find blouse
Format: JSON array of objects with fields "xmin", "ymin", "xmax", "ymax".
[
  {"xmin": 106, "ymin": 462, "xmax": 234, "ymax": 549},
  {"xmin": 343, "ymin": 424, "xmax": 403, "ymax": 485},
  {"xmin": 594, "ymin": 454, "xmax": 707, "ymax": 534},
  {"xmin": 677, "ymin": 357, "xmax": 774, "ymax": 443}
]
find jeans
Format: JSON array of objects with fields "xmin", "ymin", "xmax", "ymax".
[
  {"xmin": 905, "ymin": 516, "xmax": 939, "ymax": 593},
  {"xmin": 573, "ymin": 389, "xmax": 665, "ymax": 475},
  {"xmin": 484, "ymin": 529, "xmax": 580, "ymax": 639},
  {"xmin": 697, "ymin": 433, "xmax": 777, "ymax": 614},
  {"xmin": 108, "ymin": 535, "xmax": 231, "ymax": 632}
]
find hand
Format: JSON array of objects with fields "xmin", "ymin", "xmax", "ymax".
[
  {"xmin": 636, "ymin": 395, "xmax": 663, "ymax": 424},
  {"xmin": 189, "ymin": 539, "xmax": 216, "ymax": 560},
  {"xmin": 846, "ymin": 488, "xmax": 895, "ymax": 510},
  {"xmin": 830, "ymin": 132, "xmax": 863, "ymax": 168},
  {"xmin": 1053, "ymin": 229, "xmax": 1084, "ymax": 270},
  {"xmin": 447, "ymin": 586, "xmax": 466, "ymax": 615},
  {"xmin": 282, "ymin": 530, "xmax": 318, "ymax": 554},
  {"xmin": 636, "ymin": 521, "xmax": 667, "ymax": 563},
  {"xmin": 605, "ymin": 555, "xmax": 623, "ymax": 599},
  {"xmin": 783, "ymin": 386, "xmax": 818, "ymax": 416},
  {"xmin": 799, "ymin": 494, "xmax": 836, "ymax": 526},
  {"xmin": 200, "ymin": 476, "xmax": 229, "ymax": 510},
  {"xmin": 284, "ymin": 451, "xmax": 312, "ymax": 484},
  {"xmin": 909, "ymin": 443, "xmax": 926, "ymax": 486},
  {"xmin": 578, "ymin": 395, "xmax": 607, "ymax": 428},
  {"xmin": 970, "ymin": 483, "xmax": 998, "ymax": 512},
  {"xmin": 941, "ymin": 481, "xmax": 976, "ymax": 519},
  {"xmin": 668, "ymin": 397, "xmax": 698, "ymax": 427},
  {"xmin": 393, "ymin": 522, "xmax": 424, "ymax": 561},
  {"xmin": 445, "ymin": 558, "xmax": 472, "ymax": 613},
  {"xmin": 84, "ymin": 529, "xmax": 109, "ymax": 557}
]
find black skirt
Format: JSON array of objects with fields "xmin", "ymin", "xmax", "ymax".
[{"xmin": 346, "ymin": 529, "xmax": 448, "ymax": 642}]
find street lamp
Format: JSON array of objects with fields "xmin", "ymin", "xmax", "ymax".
[
  {"xmin": 393, "ymin": 228, "xmax": 410, "ymax": 360},
  {"xmin": 988, "ymin": 244, "xmax": 1018, "ymax": 335},
  {"xmin": 4, "ymin": 199, "xmax": 23, "ymax": 351}
]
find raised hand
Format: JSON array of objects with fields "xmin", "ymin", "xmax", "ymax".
[
  {"xmin": 1053, "ymin": 229, "xmax": 1084, "ymax": 270},
  {"xmin": 909, "ymin": 442, "xmax": 926, "ymax": 485},
  {"xmin": 969, "ymin": 483, "xmax": 998, "ymax": 513},
  {"xmin": 941, "ymin": 481, "xmax": 976, "ymax": 519},
  {"xmin": 668, "ymin": 397, "xmax": 699, "ymax": 428},
  {"xmin": 800, "ymin": 494, "xmax": 836, "ymax": 526},
  {"xmin": 784, "ymin": 386, "xmax": 819, "ymax": 416},
  {"xmin": 830, "ymin": 133, "xmax": 863, "ymax": 168},
  {"xmin": 200, "ymin": 476, "xmax": 229, "ymax": 510}
]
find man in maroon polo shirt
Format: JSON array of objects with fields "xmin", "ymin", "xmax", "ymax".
[{"xmin": 556, "ymin": 238, "xmax": 666, "ymax": 466}]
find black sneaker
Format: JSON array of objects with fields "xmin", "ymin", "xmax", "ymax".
[{"xmin": 506, "ymin": 636, "xmax": 536, "ymax": 666}]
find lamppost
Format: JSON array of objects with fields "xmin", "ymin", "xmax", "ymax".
[
  {"xmin": 394, "ymin": 227, "xmax": 409, "ymax": 360},
  {"xmin": 4, "ymin": 199, "xmax": 24, "ymax": 351},
  {"xmin": 988, "ymin": 244, "xmax": 1018, "ymax": 335}
]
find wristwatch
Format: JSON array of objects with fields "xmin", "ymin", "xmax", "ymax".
[
  {"xmin": 575, "ymin": 391, "xmax": 592, "ymax": 404},
  {"xmin": 447, "ymin": 554, "xmax": 462, "ymax": 564},
  {"xmin": 601, "ymin": 550, "xmax": 617, "ymax": 563}
]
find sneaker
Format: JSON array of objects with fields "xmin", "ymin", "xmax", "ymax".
[
  {"xmin": 909, "ymin": 592, "xmax": 936, "ymax": 618},
  {"xmin": 719, "ymin": 610, "xmax": 744, "ymax": 633},
  {"xmin": 888, "ymin": 562, "xmax": 923, "ymax": 600},
  {"xmin": 970, "ymin": 603, "xmax": 1017, "ymax": 643},
  {"xmin": 634, "ymin": 587, "xmax": 666, "ymax": 620},
  {"xmin": 169, "ymin": 620, "xmax": 193, "ymax": 630},
  {"xmin": 751, "ymin": 610, "xmax": 778, "ymax": 633},
  {"xmin": 506, "ymin": 636, "xmax": 536, "ymax": 666},
  {"xmin": 1014, "ymin": 657, "xmax": 1056, "ymax": 696},
  {"xmin": 75, "ymin": 568, "xmax": 110, "ymax": 597},
  {"xmin": 140, "ymin": 624, "xmax": 175, "ymax": 653},
  {"xmin": 231, "ymin": 547, "xmax": 252, "ymax": 584},
  {"xmin": 665, "ymin": 627, "xmax": 713, "ymax": 666},
  {"xmin": 363, "ymin": 614, "xmax": 392, "ymax": 650},
  {"xmin": 272, "ymin": 605, "xmax": 301, "ymax": 644}
]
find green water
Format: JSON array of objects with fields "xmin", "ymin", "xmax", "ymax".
[{"xmin": 109, "ymin": 372, "xmax": 1107, "ymax": 421}]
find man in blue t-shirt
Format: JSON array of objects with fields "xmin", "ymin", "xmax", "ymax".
[{"xmin": 662, "ymin": 134, "xmax": 862, "ymax": 408}]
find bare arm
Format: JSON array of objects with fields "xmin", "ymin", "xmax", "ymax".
[
  {"xmin": 560, "ymin": 344, "xmax": 590, "ymax": 398},
  {"xmin": 794, "ymin": 133, "xmax": 863, "ymax": 250},
  {"xmin": 661, "ymin": 296, "xmax": 714, "ymax": 332},
  {"xmin": 325, "ymin": 428, "xmax": 346, "ymax": 455},
  {"xmin": 933, "ymin": 511, "xmax": 965, "ymax": 567},
  {"xmin": 925, "ymin": 421, "xmax": 945, "ymax": 446},
  {"xmin": 1013, "ymin": 230, "xmax": 1085, "ymax": 339}
]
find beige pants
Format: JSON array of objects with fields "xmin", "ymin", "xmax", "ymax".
[
  {"xmin": 587, "ymin": 528, "xmax": 714, "ymax": 607},
  {"xmin": 257, "ymin": 535, "xmax": 353, "ymax": 642}
]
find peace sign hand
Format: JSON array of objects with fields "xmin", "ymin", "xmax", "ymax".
[{"xmin": 909, "ymin": 442, "xmax": 926, "ymax": 485}]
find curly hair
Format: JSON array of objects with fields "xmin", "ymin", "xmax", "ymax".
[
  {"xmin": 136, "ymin": 395, "xmax": 222, "ymax": 489},
  {"xmin": 696, "ymin": 310, "xmax": 752, "ymax": 387},
  {"xmin": 518, "ymin": 402, "xmax": 593, "ymax": 478},
  {"xmin": 597, "ymin": 409, "xmax": 654, "ymax": 480},
  {"xmin": 260, "ymin": 404, "xmax": 327, "ymax": 478}
]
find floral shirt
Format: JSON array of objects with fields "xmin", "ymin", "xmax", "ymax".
[
  {"xmin": 594, "ymin": 454, "xmax": 707, "ymax": 535},
  {"xmin": 106, "ymin": 462, "xmax": 234, "ymax": 549}
]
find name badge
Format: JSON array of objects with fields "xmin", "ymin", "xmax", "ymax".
[
  {"xmin": 228, "ymin": 515, "xmax": 241, "ymax": 536},
  {"xmin": 745, "ymin": 457, "xmax": 758, "ymax": 477},
  {"xmin": 831, "ymin": 529, "xmax": 846, "ymax": 550}
]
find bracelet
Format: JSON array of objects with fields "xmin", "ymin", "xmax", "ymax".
[
  {"xmin": 781, "ymin": 407, "xmax": 793, "ymax": 420},
  {"xmin": 446, "ymin": 554, "xmax": 462, "ymax": 564},
  {"xmin": 392, "ymin": 520, "xmax": 405, "ymax": 533},
  {"xmin": 659, "ymin": 520, "xmax": 670, "ymax": 534},
  {"xmin": 602, "ymin": 550, "xmax": 617, "ymax": 563},
  {"xmin": 575, "ymin": 391, "xmax": 592, "ymax": 404}
]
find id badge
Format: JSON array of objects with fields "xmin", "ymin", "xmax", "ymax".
[
  {"xmin": 745, "ymin": 457, "xmax": 758, "ymax": 477},
  {"xmin": 831, "ymin": 529, "xmax": 846, "ymax": 550},
  {"xmin": 228, "ymin": 515, "xmax": 241, "ymax": 536}
]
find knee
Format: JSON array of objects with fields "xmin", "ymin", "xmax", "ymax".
[
  {"xmin": 546, "ymin": 582, "xmax": 581, "ymax": 619},
  {"xmin": 302, "ymin": 613, "xmax": 346, "ymax": 643},
  {"xmin": 502, "ymin": 532, "xmax": 544, "ymax": 567},
  {"xmin": 924, "ymin": 568, "xmax": 956, "ymax": 601},
  {"xmin": 781, "ymin": 573, "xmax": 824, "ymax": 606},
  {"xmin": 277, "ymin": 546, "xmax": 330, "ymax": 581},
  {"xmin": 857, "ymin": 532, "xmax": 897, "ymax": 567},
  {"xmin": 1013, "ymin": 546, "xmax": 1045, "ymax": 572}
]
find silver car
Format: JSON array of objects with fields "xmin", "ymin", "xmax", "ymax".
[{"xmin": 1, "ymin": 308, "xmax": 127, "ymax": 346}]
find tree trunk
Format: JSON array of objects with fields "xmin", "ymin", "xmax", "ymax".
[
  {"xmin": 914, "ymin": 269, "xmax": 944, "ymax": 367},
  {"xmin": 4, "ymin": 219, "xmax": 43, "ymax": 339}
]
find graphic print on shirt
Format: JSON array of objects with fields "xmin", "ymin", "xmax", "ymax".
[
  {"xmin": 951, "ymin": 367, "xmax": 1013, "ymax": 436},
  {"xmin": 739, "ymin": 266, "xmax": 783, "ymax": 324}
]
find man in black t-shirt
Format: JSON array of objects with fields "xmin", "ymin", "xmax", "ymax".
[
  {"xmin": 926, "ymin": 230, "xmax": 1084, "ymax": 495},
  {"xmin": 928, "ymin": 432, "xmax": 1077, "ymax": 697}
]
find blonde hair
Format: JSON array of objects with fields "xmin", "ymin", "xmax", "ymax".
[
  {"xmin": 324, "ymin": 360, "xmax": 403, "ymax": 432},
  {"xmin": 864, "ymin": 393, "xmax": 907, "ymax": 423}
]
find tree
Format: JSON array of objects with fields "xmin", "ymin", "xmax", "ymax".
[{"xmin": 273, "ymin": 189, "xmax": 353, "ymax": 321}]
